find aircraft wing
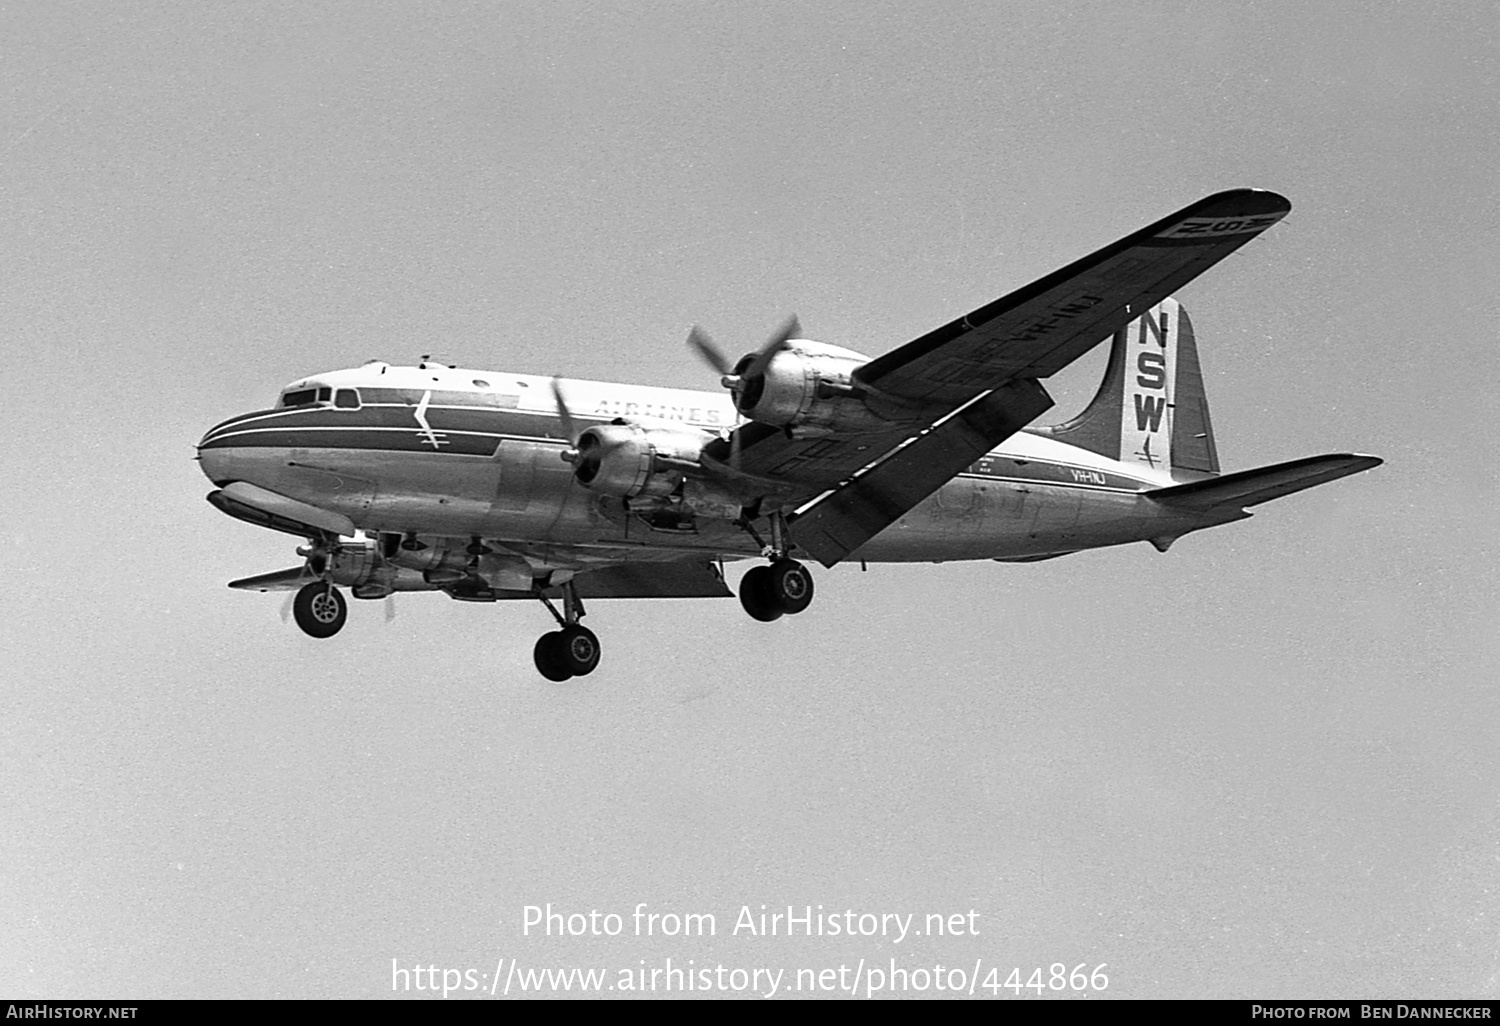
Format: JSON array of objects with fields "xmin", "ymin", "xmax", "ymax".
[
  {"xmin": 229, "ymin": 567, "xmax": 311, "ymax": 591},
  {"xmin": 231, "ymin": 560, "xmax": 732, "ymax": 598},
  {"xmin": 789, "ymin": 380, "xmax": 1053, "ymax": 566},
  {"xmin": 704, "ymin": 420, "xmax": 915, "ymax": 497},
  {"xmin": 723, "ymin": 189, "xmax": 1291, "ymax": 565},
  {"xmin": 852, "ymin": 189, "xmax": 1291, "ymax": 406}
]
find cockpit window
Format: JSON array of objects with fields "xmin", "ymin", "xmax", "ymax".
[
  {"xmin": 334, "ymin": 388, "xmax": 360, "ymax": 409},
  {"xmin": 280, "ymin": 388, "xmax": 319, "ymax": 407},
  {"xmin": 279, "ymin": 386, "xmax": 336, "ymax": 408}
]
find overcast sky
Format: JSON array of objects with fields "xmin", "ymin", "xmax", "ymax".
[{"xmin": 2, "ymin": 0, "xmax": 1496, "ymax": 1000}]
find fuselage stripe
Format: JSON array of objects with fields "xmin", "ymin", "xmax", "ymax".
[{"xmin": 200, "ymin": 427, "xmax": 1157, "ymax": 491}]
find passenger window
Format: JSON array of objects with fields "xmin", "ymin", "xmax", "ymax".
[{"xmin": 334, "ymin": 388, "xmax": 360, "ymax": 409}]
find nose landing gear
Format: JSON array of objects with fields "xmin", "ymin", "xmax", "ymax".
[
  {"xmin": 532, "ymin": 579, "xmax": 601, "ymax": 681},
  {"xmin": 292, "ymin": 581, "xmax": 347, "ymax": 638}
]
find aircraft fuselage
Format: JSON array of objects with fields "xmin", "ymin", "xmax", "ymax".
[{"xmin": 198, "ymin": 361, "xmax": 1230, "ymax": 566}]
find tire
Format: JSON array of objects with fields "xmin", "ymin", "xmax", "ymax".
[
  {"xmin": 292, "ymin": 583, "xmax": 347, "ymax": 638},
  {"xmin": 534, "ymin": 632, "xmax": 574, "ymax": 682},
  {"xmin": 768, "ymin": 559, "xmax": 814, "ymax": 615},
  {"xmin": 739, "ymin": 565, "xmax": 784, "ymax": 622},
  {"xmin": 556, "ymin": 625, "xmax": 601, "ymax": 676}
]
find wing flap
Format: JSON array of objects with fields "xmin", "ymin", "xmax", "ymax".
[
  {"xmin": 565, "ymin": 560, "xmax": 732, "ymax": 599},
  {"xmin": 855, "ymin": 190, "xmax": 1291, "ymax": 406},
  {"xmin": 465, "ymin": 560, "xmax": 734, "ymax": 600},
  {"xmin": 710, "ymin": 420, "xmax": 915, "ymax": 498},
  {"xmin": 1145, "ymin": 454, "xmax": 1382, "ymax": 509},
  {"xmin": 790, "ymin": 378, "xmax": 1054, "ymax": 567}
]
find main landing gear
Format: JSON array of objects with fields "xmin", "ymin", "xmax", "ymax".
[
  {"xmin": 740, "ymin": 559, "xmax": 814, "ymax": 621},
  {"xmin": 531, "ymin": 579, "xmax": 600, "ymax": 682},
  {"xmin": 736, "ymin": 510, "xmax": 815, "ymax": 622},
  {"xmin": 292, "ymin": 581, "xmax": 347, "ymax": 638}
]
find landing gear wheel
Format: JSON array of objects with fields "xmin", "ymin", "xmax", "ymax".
[
  {"xmin": 557, "ymin": 625, "xmax": 601, "ymax": 676},
  {"xmin": 739, "ymin": 565, "xmax": 784, "ymax": 622},
  {"xmin": 533, "ymin": 632, "xmax": 574, "ymax": 682},
  {"xmin": 292, "ymin": 583, "xmax": 347, "ymax": 638},
  {"xmin": 768, "ymin": 559, "xmax": 814, "ymax": 615}
]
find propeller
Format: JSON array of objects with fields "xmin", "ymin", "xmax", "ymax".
[
  {"xmin": 687, "ymin": 325, "xmax": 732, "ymax": 377},
  {"xmin": 552, "ymin": 375, "xmax": 614, "ymax": 485},
  {"xmin": 685, "ymin": 316, "xmax": 799, "ymax": 478},
  {"xmin": 551, "ymin": 377, "xmax": 580, "ymax": 445},
  {"xmin": 551, "ymin": 376, "xmax": 586, "ymax": 468},
  {"xmin": 742, "ymin": 313, "xmax": 801, "ymax": 382},
  {"xmin": 686, "ymin": 314, "xmax": 801, "ymax": 390}
]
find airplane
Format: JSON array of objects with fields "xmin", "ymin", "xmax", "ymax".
[{"xmin": 197, "ymin": 189, "xmax": 1381, "ymax": 681}]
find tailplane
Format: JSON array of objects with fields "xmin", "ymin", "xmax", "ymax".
[
  {"xmin": 1145, "ymin": 454, "xmax": 1382, "ymax": 509},
  {"xmin": 1032, "ymin": 297, "xmax": 1219, "ymax": 478}
]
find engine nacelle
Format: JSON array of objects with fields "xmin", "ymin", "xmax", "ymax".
[
  {"xmin": 325, "ymin": 536, "xmax": 422, "ymax": 596},
  {"xmin": 572, "ymin": 419, "xmax": 715, "ymax": 499},
  {"xmin": 732, "ymin": 340, "xmax": 885, "ymax": 433},
  {"xmin": 321, "ymin": 536, "xmax": 376, "ymax": 584},
  {"xmin": 321, "ymin": 536, "xmax": 537, "ymax": 596}
]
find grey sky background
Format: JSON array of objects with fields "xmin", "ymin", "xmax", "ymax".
[{"xmin": 2, "ymin": 0, "xmax": 1496, "ymax": 999}]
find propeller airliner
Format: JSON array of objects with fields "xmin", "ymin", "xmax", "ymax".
[{"xmin": 197, "ymin": 189, "xmax": 1381, "ymax": 679}]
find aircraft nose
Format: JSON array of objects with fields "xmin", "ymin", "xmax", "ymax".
[{"xmin": 197, "ymin": 418, "xmax": 242, "ymax": 485}]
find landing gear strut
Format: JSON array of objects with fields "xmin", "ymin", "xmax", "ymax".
[
  {"xmin": 736, "ymin": 510, "xmax": 815, "ymax": 621},
  {"xmin": 292, "ymin": 581, "xmax": 347, "ymax": 638},
  {"xmin": 532, "ymin": 579, "xmax": 600, "ymax": 681}
]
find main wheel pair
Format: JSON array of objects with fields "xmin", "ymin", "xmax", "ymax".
[
  {"xmin": 533, "ymin": 625, "xmax": 601, "ymax": 681},
  {"xmin": 292, "ymin": 582, "xmax": 347, "ymax": 638},
  {"xmin": 739, "ymin": 559, "xmax": 814, "ymax": 622}
]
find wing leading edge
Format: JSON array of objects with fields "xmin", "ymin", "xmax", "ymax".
[
  {"xmin": 230, "ymin": 559, "xmax": 732, "ymax": 599},
  {"xmin": 854, "ymin": 189, "xmax": 1291, "ymax": 406}
]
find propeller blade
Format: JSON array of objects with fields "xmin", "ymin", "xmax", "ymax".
[
  {"xmin": 743, "ymin": 313, "xmax": 801, "ymax": 380},
  {"xmin": 384, "ymin": 594, "xmax": 396, "ymax": 624},
  {"xmin": 687, "ymin": 325, "xmax": 733, "ymax": 376},
  {"xmin": 551, "ymin": 376, "xmax": 579, "ymax": 445},
  {"xmin": 279, "ymin": 591, "xmax": 295, "ymax": 622},
  {"xmin": 729, "ymin": 423, "xmax": 742, "ymax": 472}
]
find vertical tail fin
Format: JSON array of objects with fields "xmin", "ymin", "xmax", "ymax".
[{"xmin": 1032, "ymin": 297, "xmax": 1220, "ymax": 477}]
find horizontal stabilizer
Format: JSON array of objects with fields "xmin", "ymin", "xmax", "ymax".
[
  {"xmin": 1146, "ymin": 454, "xmax": 1382, "ymax": 509},
  {"xmin": 229, "ymin": 567, "xmax": 310, "ymax": 592}
]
